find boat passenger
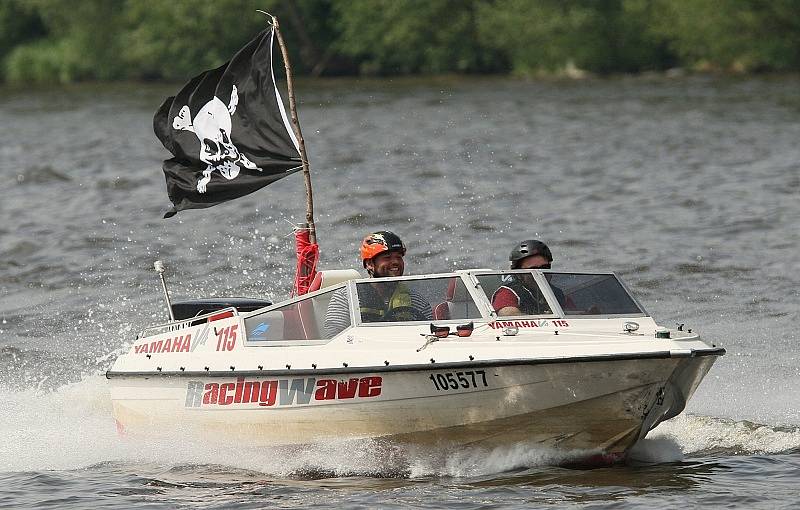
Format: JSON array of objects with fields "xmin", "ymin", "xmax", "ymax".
[
  {"xmin": 323, "ymin": 231, "xmax": 432, "ymax": 337},
  {"xmin": 492, "ymin": 239, "xmax": 562, "ymax": 316}
]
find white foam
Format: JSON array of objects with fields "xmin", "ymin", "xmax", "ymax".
[
  {"xmin": 0, "ymin": 375, "xmax": 119, "ymax": 472},
  {"xmin": 405, "ymin": 442, "xmax": 576, "ymax": 478},
  {"xmin": 626, "ymin": 435, "xmax": 685, "ymax": 464},
  {"xmin": 648, "ymin": 414, "xmax": 800, "ymax": 455}
]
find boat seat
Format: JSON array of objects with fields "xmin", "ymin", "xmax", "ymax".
[
  {"xmin": 478, "ymin": 275, "xmax": 505, "ymax": 305},
  {"xmin": 308, "ymin": 269, "xmax": 362, "ymax": 292},
  {"xmin": 308, "ymin": 269, "xmax": 362, "ymax": 338},
  {"xmin": 433, "ymin": 301, "xmax": 451, "ymax": 320},
  {"xmin": 281, "ymin": 300, "xmax": 318, "ymax": 340},
  {"xmin": 434, "ymin": 277, "xmax": 480, "ymax": 321},
  {"xmin": 271, "ymin": 271, "xmax": 360, "ymax": 340}
]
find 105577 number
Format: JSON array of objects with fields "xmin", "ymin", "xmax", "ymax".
[{"xmin": 429, "ymin": 370, "xmax": 488, "ymax": 391}]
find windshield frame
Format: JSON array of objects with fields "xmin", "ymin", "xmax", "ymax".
[
  {"xmin": 469, "ymin": 269, "xmax": 649, "ymax": 319},
  {"xmin": 241, "ymin": 281, "xmax": 354, "ymax": 346},
  {"xmin": 470, "ymin": 269, "xmax": 562, "ymax": 318},
  {"xmin": 240, "ymin": 270, "xmax": 650, "ymax": 342},
  {"xmin": 349, "ymin": 271, "xmax": 494, "ymax": 327}
]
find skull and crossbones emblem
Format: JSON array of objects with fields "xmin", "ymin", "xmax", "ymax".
[{"xmin": 172, "ymin": 85, "xmax": 261, "ymax": 193}]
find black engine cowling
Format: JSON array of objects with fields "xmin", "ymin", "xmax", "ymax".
[{"xmin": 171, "ymin": 298, "xmax": 272, "ymax": 320}]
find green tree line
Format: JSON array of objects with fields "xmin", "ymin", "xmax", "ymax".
[{"xmin": 2, "ymin": 0, "xmax": 799, "ymax": 84}]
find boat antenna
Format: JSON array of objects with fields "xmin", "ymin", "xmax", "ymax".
[
  {"xmin": 260, "ymin": 11, "xmax": 316, "ymax": 245},
  {"xmin": 153, "ymin": 260, "xmax": 175, "ymax": 321}
]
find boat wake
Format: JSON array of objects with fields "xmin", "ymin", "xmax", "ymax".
[
  {"xmin": 1, "ymin": 375, "xmax": 798, "ymax": 478},
  {"xmin": 645, "ymin": 414, "xmax": 800, "ymax": 458}
]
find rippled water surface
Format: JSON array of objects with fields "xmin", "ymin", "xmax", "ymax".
[{"xmin": 1, "ymin": 75, "xmax": 799, "ymax": 508}]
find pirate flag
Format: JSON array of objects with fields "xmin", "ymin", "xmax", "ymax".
[{"xmin": 154, "ymin": 26, "xmax": 302, "ymax": 218}]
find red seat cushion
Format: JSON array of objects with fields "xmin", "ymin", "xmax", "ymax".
[
  {"xmin": 433, "ymin": 301, "xmax": 451, "ymax": 320},
  {"xmin": 209, "ymin": 310, "xmax": 234, "ymax": 321},
  {"xmin": 308, "ymin": 272, "xmax": 324, "ymax": 292}
]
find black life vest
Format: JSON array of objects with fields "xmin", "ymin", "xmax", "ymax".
[{"xmin": 492, "ymin": 277, "xmax": 551, "ymax": 315}]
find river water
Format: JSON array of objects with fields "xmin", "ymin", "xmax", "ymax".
[{"xmin": 1, "ymin": 75, "xmax": 798, "ymax": 508}]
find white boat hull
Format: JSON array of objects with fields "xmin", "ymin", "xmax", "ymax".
[{"xmin": 109, "ymin": 354, "xmax": 717, "ymax": 455}]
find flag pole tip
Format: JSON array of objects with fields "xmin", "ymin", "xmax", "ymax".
[{"xmin": 256, "ymin": 10, "xmax": 276, "ymax": 24}]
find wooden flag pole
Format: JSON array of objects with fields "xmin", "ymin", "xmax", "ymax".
[{"xmin": 269, "ymin": 14, "xmax": 316, "ymax": 244}]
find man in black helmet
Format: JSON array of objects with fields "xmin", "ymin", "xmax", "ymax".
[
  {"xmin": 324, "ymin": 231, "xmax": 432, "ymax": 337},
  {"xmin": 508, "ymin": 240, "xmax": 553, "ymax": 271},
  {"xmin": 491, "ymin": 239, "xmax": 559, "ymax": 316}
]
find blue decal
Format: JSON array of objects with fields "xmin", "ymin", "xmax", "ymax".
[{"xmin": 249, "ymin": 322, "xmax": 270, "ymax": 340}]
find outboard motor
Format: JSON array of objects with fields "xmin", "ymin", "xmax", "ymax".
[
  {"xmin": 153, "ymin": 260, "xmax": 271, "ymax": 320},
  {"xmin": 170, "ymin": 298, "xmax": 273, "ymax": 320}
]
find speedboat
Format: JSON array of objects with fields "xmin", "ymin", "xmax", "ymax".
[
  {"xmin": 107, "ymin": 268, "xmax": 724, "ymax": 459},
  {"xmin": 118, "ymin": 17, "xmax": 725, "ymax": 461}
]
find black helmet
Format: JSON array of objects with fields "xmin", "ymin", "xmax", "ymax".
[
  {"xmin": 361, "ymin": 231, "xmax": 406, "ymax": 268},
  {"xmin": 509, "ymin": 240, "xmax": 553, "ymax": 269}
]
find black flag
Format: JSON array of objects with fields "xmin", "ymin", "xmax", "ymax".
[{"xmin": 154, "ymin": 26, "xmax": 302, "ymax": 218}]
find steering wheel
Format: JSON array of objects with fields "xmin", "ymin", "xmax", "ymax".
[{"xmin": 384, "ymin": 306, "xmax": 429, "ymax": 322}]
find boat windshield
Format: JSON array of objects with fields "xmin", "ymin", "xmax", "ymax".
[
  {"xmin": 475, "ymin": 272, "xmax": 555, "ymax": 317},
  {"xmin": 544, "ymin": 273, "xmax": 644, "ymax": 315},
  {"xmin": 475, "ymin": 271, "xmax": 644, "ymax": 316},
  {"xmin": 356, "ymin": 276, "xmax": 480, "ymax": 324},
  {"xmin": 244, "ymin": 287, "xmax": 347, "ymax": 342}
]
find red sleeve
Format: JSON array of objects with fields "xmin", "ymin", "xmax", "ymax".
[{"xmin": 492, "ymin": 287, "xmax": 519, "ymax": 311}]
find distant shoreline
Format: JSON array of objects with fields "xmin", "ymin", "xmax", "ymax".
[{"xmin": 2, "ymin": 70, "xmax": 799, "ymax": 91}]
